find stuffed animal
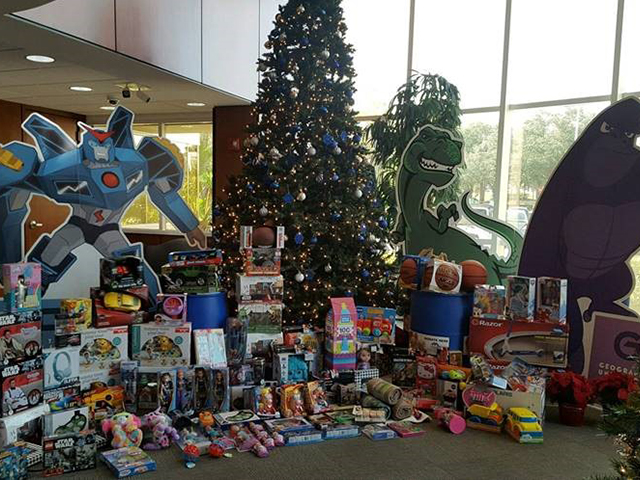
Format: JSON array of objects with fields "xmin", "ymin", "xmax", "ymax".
[
  {"xmin": 102, "ymin": 412, "xmax": 143, "ymax": 448},
  {"xmin": 141, "ymin": 408, "xmax": 180, "ymax": 450}
]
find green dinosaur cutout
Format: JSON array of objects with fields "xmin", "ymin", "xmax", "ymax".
[{"xmin": 393, "ymin": 125, "xmax": 523, "ymax": 285}]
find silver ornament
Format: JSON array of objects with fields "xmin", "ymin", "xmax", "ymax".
[
  {"xmin": 307, "ymin": 146, "xmax": 316, "ymax": 156},
  {"xmin": 269, "ymin": 147, "xmax": 281, "ymax": 158},
  {"xmin": 354, "ymin": 188, "xmax": 363, "ymax": 199},
  {"xmin": 316, "ymin": 174, "xmax": 324, "ymax": 182},
  {"xmin": 270, "ymin": 113, "xmax": 277, "ymax": 121},
  {"xmin": 257, "ymin": 61, "xmax": 267, "ymax": 72},
  {"xmin": 259, "ymin": 206, "xmax": 268, "ymax": 216},
  {"xmin": 267, "ymin": 71, "xmax": 277, "ymax": 80},
  {"xmin": 297, "ymin": 191, "xmax": 306, "ymax": 201},
  {"xmin": 320, "ymin": 50, "xmax": 330, "ymax": 60},
  {"xmin": 296, "ymin": 5, "xmax": 305, "ymax": 14},
  {"xmin": 249, "ymin": 136, "xmax": 259, "ymax": 146},
  {"xmin": 324, "ymin": 264, "xmax": 332, "ymax": 273},
  {"xmin": 290, "ymin": 87, "xmax": 299, "ymax": 99},
  {"xmin": 333, "ymin": 146, "xmax": 342, "ymax": 155},
  {"xmin": 295, "ymin": 272, "xmax": 305, "ymax": 282},
  {"xmin": 279, "ymin": 33, "xmax": 287, "ymax": 42}
]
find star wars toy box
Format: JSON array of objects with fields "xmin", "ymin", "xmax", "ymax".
[
  {"xmin": 0, "ymin": 318, "xmax": 42, "ymax": 367},
  {"xmin": 536, "ymin": 277, "xmax": 568, "ymax": 324},
  {"xmin": 356, "ymin": 306, "xmax": 396, "ymax": 345},
  {"xmin": 239, "ymin": 302, "xmax": 283, "ymax": 334},
  {"xmin": 153, "ymin": 294, "xmax": 187, "ymax": 325},
  {"xmin": 0, "ymin": 404, "xmax": 46, "ymax": 447},
  {"xmin": 43, "ymin": 347, "xmax": 80, "ymax": 391},
  {"xmin": 325, "ymin": 298, "xmax": 357, "ymax": 370},
  {"xmin": 43, "ymin": 432, "xmax": 97, "ymax": 477},
  {"xmin": 423, "ymin": 259, "xmax": 463, "ymax": 294},
  {"xmin": 44, "ymin": 406, "xmax": 90, "ymax": 438},
  {"xmin": 130, "ymin": 323, "xmax": 191, "ymax": 367},
  {"xmin": 236, "ymin": 274, "xmax": 284, "ymax": 303},
  {"xmin": 78, "ymin": 326, "xmax": 128, "ymax": 372},
  {"xmin": 239, "ymin": 225, "xmax": 286, "ymax": 276},
  {"xmin": 473, "ymin": 285, "xmax": 506, "ymax": 319},
  {"xmin": 100, "ymin": 257, "xmax": 144, "ymax": 292},
  {"xmin": 1, "ymin": 358, "xmax": 44, "ymax": 417},
  {"xmin": 468, "ymin": 317, "xmax": 569, "ymax": 368},
  {"xmin": 506, "ymin": 276, "xmax": 536, "ymax": 321},
  {"xmin": 57, "ymin": 298, "xmax": 92, "ymax": 334},
  {"xmin": 2, "ymin": 263, "xmax": 41, "ymax": 313},
  {"xmin": 100, "ymin": 446, "xmax": 157, "ymax": 478}
]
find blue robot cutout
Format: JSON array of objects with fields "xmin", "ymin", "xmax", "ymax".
[{"xmin": 0, "ymin": 106, "xmax": 206, "ymax": 298}]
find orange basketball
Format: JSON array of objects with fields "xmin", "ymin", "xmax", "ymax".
[
  {"xmin": 253, "ymin": 226, "xmax": 276, "ymax": 247},
  {"xmin": 424, "ymin": 263, "xmax": 460, "ymax": 292},
  {"xmin": 460, "ymin": 260, "xmax": 488, "ymax": 291},
  {"xmin": 399, "ymin": 258, "xmax": 418, "ymax": 287}
]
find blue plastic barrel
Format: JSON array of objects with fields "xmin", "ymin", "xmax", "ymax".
[
  {"xmin": 187, "ymin": 292, "xmax": 228, "ymax": 330},
  {"xmin": 410, "ymin": 290, "xmax": 473, "ymax": 350}
]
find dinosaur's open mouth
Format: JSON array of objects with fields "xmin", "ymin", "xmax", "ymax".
[{"xmin": 419, "ymin": 157, "xmax": 455, "ymax": 173}]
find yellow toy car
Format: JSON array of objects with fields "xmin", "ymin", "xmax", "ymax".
[
  {"xmin": 466, "ymin": 402, "xmax": 504, "ymax": 433},
  {"xmin": 505, "ymin": 407, "xmax": 543, "ymax": 444},
  {"xmin": 103, "ymin": 292, "xmax": 141, "ymax": 312}
]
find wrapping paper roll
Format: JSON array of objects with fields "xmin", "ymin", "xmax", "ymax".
[
  {"xmin": 392, "ymin": 396, "xmax": 413, "ymax": 421},
  {"xmin": 366, "ymin": 378, "xmax": 402, "ymax": 406},
  {"xmin": 361, "ymin": 395, "xmax": 392, "ymax": 420}
]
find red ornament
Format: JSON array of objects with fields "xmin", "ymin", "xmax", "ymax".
[{"xmin": 209, "ymin": 443, "xmax": 224, "ymax": 458}]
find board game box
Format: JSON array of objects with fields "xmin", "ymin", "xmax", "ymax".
[{"xmin": 100, "ymin": 446, "xmax": 157, "ymax": 478}]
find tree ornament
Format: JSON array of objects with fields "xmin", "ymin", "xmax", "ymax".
[
  {"xmin": 378, "ymin": 217, "xmax": 388, "ymax": 229},
  {"xmin": 332, "ymin": 146, "xmax": 342, "ymax": 155},
  {"xmin": 294, "ymin": 232, "xmax": 304, "ymax": 245},
  {"xmin": 305, "ymin": 269, "xmax": 315, "ymax": 281},
  {"xmin": 361, "ymin": 269, "xmax": 370, "ymax": 279},
  {"xmin": 318, "ymin": 106, "xmax": 329, "ymax": 115},
  {"xmin": 289, "ymin": 87, "xmax": 299, "ymax": 99},
  {"xmin": 320, "ymin": 50, "xmax": 330, "ymax": 60},
  {"xmin": 249, "ymin": 136, "xmax": 259, "ymax": 146},
  {"xmin": 296, "ymin": 5, "xmax": 305, "ymax": 14},
  {"xmin": 267, "ymin": 71, "xmax": 277, "ymax": 80},
  {"xmin": 290, "ymin": 168, "xmax": 297, "ymax": 175},
  {"xmin": 269, "ymin": 147, "xmax": 281, "ymax": 159},
  {"xmin": 331, "ymin": 173, "xmax": 339, "ymax": 181},
  {"xmin": 270, "ymin": 113, "xmax": 277, "ymax": 121},
  {"xmin": 307, "ymin": 146, "xmax": 317, "ymax": 156},
  {"xmin": 315, "ymin": 173, "xmax": 324, "ymax": 183},
  {"xmin": 264, "ymin": 40, "xmax": 273, "ymax": 49},
  {"xmin": 324, "ymin": 264, "xmax": 332, "ymax": 273},
  {"xmin": 259, "ymin": 206, "xmax": 268, "ymax": 216},
  {"xmin": 357, "ymin": 234, "xmax": 365, "ymax": 243},
  {"xmin": 279, "ymin": 32, "xmax": 287, "ymax": 42},
  {"xmin": 300, "ymin": 36, "xmax": 309, "ymax": 46},
  {"xmin": 257, "ymin": 61, "xmax": 267, "ymax": 72},
  {"xmin": 295, "ymin": 272, "xmax": 305, "ymax": 282},
  {"xmin": 296, "ymin": 191, "xmax": 306, "ymax": 201},
  {"xmin": 270, "ymin": 180, "xmax": 280, "ymax": 189},
  {"xmin": 354, "ymin": 188, "xmax": 363, "ymax": 199},
  {"xmin": 283, "ymin": 193, "xmax": 294, "ymax": 204},
  {"xmin": 310, "ymin": 235, "xmax": 318, "ymax": 245},
  {"xmin": 276, "ymin": 13, "xmax": 283, "ymax": 22},
  {"xmin": 331, "ymin": 212, "xmax": 342, "ymax": 222}
]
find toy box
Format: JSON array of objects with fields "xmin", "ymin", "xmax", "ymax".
[
  {"xmin": 229, "ymin": 364, "xmax": 254, "ymax": 386},
  {"xmin": 536, "ymin": 277, "xmax": 567, "ymax": 324},
  {"xmin": 192, "ymin": 366, "xmax": 230, "ymax": 413},
  {"xmin": 160, "ymin": 263, "xmax": 221, "ymax": 294},
  {"xmin": 356, "ymin": 306, "xmax": 396, "ymax": 345},
  {"xmin": 136, "ymin": 367, "xmax": 176, "ymax": 414},
  {"xmin": 308, "ymin": 413, "xmax": 360, "ymax": 440},
  {"xmin": 239, "ymin": 303, "xmax": 283, "ymax": 334},
  {"xmin": 468, "ymin": 317, "xmax": 569, "ymax": 368},
  {"xmin": 58, "ymin": 299, "xmax": 92, "ymax": 334},
  {"xmin": 388, "ymin": 422, "xmax": 426, "ymax": 438},
  {"xmin": 0, "ymin": 404, "xmax": 47, "ymax": 447},
  {"xmin": 283, "ymin": 325, "xmax": 322, "ymax": 354},
  {"xmin": 44, "ymin": 384, "xmax": 82, "ymax": 413},
  {"xmin": 193, "ymin": 329, "xmax": 227, "ymax": 367},
  {"xmin": 81, "ymin": 385, "xmax": 125, "ymax": 423},
  {"xmin": 416, "ymin": 356, "xmax": 437, "ymax": 396},
  {"xmin": 263, "ymin": 416, "xmax": 323, "ymax": 444},
  {"xmin": 168, "ymin": 249, "xmax": 222, "ymax": 267},
  {"xmin": 490, "ymin": 386, "xmax": 546, "ymax": 420},
  {"xmin": 236, "ymin": 275, "xmax": 284, "ymax": 303},
  {"xmin": 0, "ymin": 311, "xmax": 41, "ymax": 328},
  {"xmin": 43, "ymin": 432, "xmax": 96, "ymax": 476},
  {"xmin": 246, "ymin": 332, "xmax": 282, "ymax": 359},
  {"xmin": 130, "ymin": 323, "xmax": 191, "ymax": 367},
  {"xmin": 423, "ymin": 259, "xmax": 462, "ymax": 294},
  {"xmin": 100, "ymin": 446, "xmax": 157, "ymax": 478},
  {"xmin": 0, "ymin": 441, "xmax": 31, "ymax": 480},
  {"xmin": 154, "ymin": 294, "xmax": 187, "ymax": 325},
  {"xmin": 391, "ymin": 348, "xmax": 416, "ymax": 387},
  {"xmin": 398, "ymin": 254, "xmax": 431, "ymax": 290},
  {"xmin": 78, "ymin": 369, "xmax": 120, "ymax": 391},
  {"xmin": 242, "ymin": 248, "xmax": 282, "ymax": 276},
  {"xmin": 473, "ymin": 285, "xmax": 506, "ymax": 319},
  {"xmin": 1, "ymin": 359, "xmax": 43, "ymax": 417},
  {"xmin": 506, "ymin": 276, "xmax": 536, "ymax": 321},
  {"xmin": 79, "ymin": 326, "xmax": 128, "ymax": 372},
  {"xmin": 100, "ymin": 257, "xmax": 144, "ymax": 291},
  {"xmin": 43, "ymin": 347, "xmax": 80, "ymax": 390},
  {"xmin": 325, "ymin": 298, "xmax": 357, "ymax": 370},
  {"xmin": 0, "ymin": 320, "xmax": 41, "ymax": 366},
  {"xmin": 213, "ymin": 410, "xmax": 260, "ymax": 427},
  {"xmin": 44, "ymin": 407, "xmax": 90, "ymax": 437},
  {"xmin": 362, "ymin": 423, "xmax": 397, "ymax": 441},
  {"xmin": 274, "ymin": 350, "xmax": 310, "ymax": 385},
  {"xmin": 120, "ymin": 361, "xmax": 138, "ymax": 412},
  {"xmin": 2, "ymin": 263, "xmax": 41, "ymax": 313}
]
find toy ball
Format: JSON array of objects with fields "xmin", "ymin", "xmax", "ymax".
[
  {"xmin": 424, "ymin": 263, "xmax": 460, "ymax": 292},
  {"xmin": 460, "ymin": 260, "xmax": 488, "ymax": 292},
  {"xmin": 209, "ymin": 443, "xmax": 224, "ymax": 458},
  {"xmin": 253, "ymin": 226, "xmax": 276, "ymax": 247},
  {"xmin": 448, "ymin": 414, "xmax": 466, "ymax": 435},
  {"xmin": 399, "ymin": 258, "xmax": 418, "ymax": 287}
]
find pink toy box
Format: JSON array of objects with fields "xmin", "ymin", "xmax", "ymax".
[{"xmin": 325, "ymin": 298, "xmax": 357, "ymax": 370}]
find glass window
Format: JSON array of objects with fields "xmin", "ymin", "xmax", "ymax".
[
  {"xmin": 413, "ymin": 0, "xmax": 506, "ymax": 109},
  {"xmin": 620, "ymin": 0, "xmax": 640, "ymax": 95},
  {"xmin": 343, "ymin": 0, "xmax": 410, "ymax": 116},
  {"xmin": 508, "ymin": 0, "xmax": 616, "ymax": 103}
]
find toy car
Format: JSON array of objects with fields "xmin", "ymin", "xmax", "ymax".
[
  {"xmin": 504, "ymin": 407, "xmax": 543, "ymax": 444},
  {"xmin": 466, "ymin": 402, "xmax": 504, "ymax": 433},
  {"xmin": 103, "ymin": 292, "xmax": 141, "ymax": 312}
]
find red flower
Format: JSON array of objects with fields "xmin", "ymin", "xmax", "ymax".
[
  {"xmin": 547, "ymin": 371, "xmax": 594, "ymax": 408},
  {"xmin": 590, "ymin": 372, "xmax": 638, "ymax": 407}
]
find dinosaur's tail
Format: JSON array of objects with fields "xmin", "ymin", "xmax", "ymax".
[{"xmin": 460, "ymin": 192, "xmax": 524, "ymax": 270}]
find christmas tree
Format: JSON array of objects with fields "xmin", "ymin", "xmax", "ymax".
[{"xmin": 214, "ymin": 0, "xmax": 396, "ymax": 324}]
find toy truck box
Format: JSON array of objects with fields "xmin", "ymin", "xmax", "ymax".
[
  {"xmin": 78, "ymin": 326, "xmax": 128, "ymax": 372},
  {"xmin": 236, "ymin": 274, "xmax": 284, "ymax": 303},
  {"xmin": 2, "ymin": 263, "xmax": 41, "ymax": 313},
  {"xmin": 1, "ymin": 358, "xmax": 43, "ymax": 417},
  {"xmin": 238, "ymin": 303, "xmax": 283, "ymax": 334},
  {"xmin": 536, "ymin": 277, "xmax": 568, "ymax": 324},
  {"xmin": 468, "ymin": 317, "xmax": 569, "ymax": 368},
  {"xmin": 356, "ymin": 306, "xmax": 396, "ymax": 345},
  {"xmin": 130, "ymin": 323, "xmax": 191, "ymax": 367},
  {"xmin": 506, "ymin": 276, "xmax": 536, "ymax": 321},
  {"xmin": 473, "ymin": 285, "xmax": 506, "ymax": 319},
  {"xmin": 160, "ymin": 263, "xmax": 220, "ymax": 294},
  {"xmin": 241, "ymin": 248, "xmax": 282, "ymax": 276},
  {"xmin": 0, "ymin": 320, "xmax": 42, "ymax": 367}
]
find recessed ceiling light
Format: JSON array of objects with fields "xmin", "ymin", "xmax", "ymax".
[
  {"xmin": 186, "ymin": 102, "xmax": 206, "ymax": 107},
  {"xmin": 100, "ymin": 106, "xmax": 116, "ymax": 111},
  {"xmin": 25, "ymin": 55, "xmax": 55, "ymax": 63},
  {"xmin": 70, "ymin": 86, "xmax": 92, "ymax": 92}
]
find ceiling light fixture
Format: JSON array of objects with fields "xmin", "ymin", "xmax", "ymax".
[
  {"xmin": 25, "ymin": 54, "xmax": 55, "ymax": 63},
  {"xmin": 100, "ymin": 106, "xmax": 116, "ymax": 111},
  {"xmin": 70, "ymin": 86, "xmax": 92, "ymax": 92},
  {"xmin": 186, "ymin": 102, "xmax": 206, "ymax": 107}
]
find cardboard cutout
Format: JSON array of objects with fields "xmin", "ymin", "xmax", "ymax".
[
  {"xmin": 393, "ymin": 125, "xmax": 523, "ymax": 285},
  {"xmin": 519, "ymin": 97, "xmax": 640, "ymax": 373},
  {"xmin": 0, "ymin": 106, "xmax": 205, "ymax": 299}
]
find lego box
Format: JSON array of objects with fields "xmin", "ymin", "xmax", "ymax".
[
  {"xmin": 0, "ymin": 320, "xmax": 42, "ymax": 367},
  {"xmin": 506, "ymin": 276, "xmax": 536, "ymax": 321},
  {"xmin": 130, "ymin": 323, "xmax": 191, "ymax": 367},
  {"xmin": 239, "ymin": 303, "xmax": 283, "ymax": 334},
  {"xmin": 43, "ymin": 432, "xmax": 97, "ymax": 476},
  {"xmin": 473, "ymin": 285, "xmax": 506, "ymax": 319},
  {"xmin": 468, "ymin": 317, "xmax": 569, "ymax": 368},
  {"xmin": 79, "ymin": 326, "xmax": 128, "ymax": 372},
  {"xmin": 2, "ymin": 263, "xmax": 41, "ymax": 313},
  {"xmin": 536, "ymin": 277, "xmax": 567, "ymax": 324},
  {"xmin": 235, "ymin": 274, "xmax": 284, "ymax": 303},
  {"xmin": 1, "ymin": 358, "xmax": 43, "ymax": 417}
]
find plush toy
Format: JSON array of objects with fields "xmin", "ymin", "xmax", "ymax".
[
  {"xmin": 102, "ymin": 412, "xmax": 143, "ymax": 449},
  {"xmin": 141, "ymin": 408, "xmax": 180, "ymax": 450}
]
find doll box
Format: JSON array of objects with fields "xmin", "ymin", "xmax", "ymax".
[
  {"xmin": 236, "ymin": 274, "xmax": 284, "ymax": 303},
  {"xmin": 192, "ymin": 366, "xmax": 230, "ymax": 413},
  {"xmin": 79, "ymin": 326, "xmax": 128, "ymax": 372},
  {"xmin": 153, "ymin": 294, "xmax": 187, "ymax": 325},
  {"xmin": 356, "ymin": 306, "xmax": 396, "ymax": 345},
  {"xmin": 0, "ymin": 320, "xmax": 42, "ymax": 367},
  {"xmin": 43, "ymin": 407, "xmax": 90, "ymax": 437},
  {"xmin": 506, "ymin": 276, "xmax": 536, "ymax": 321},
  {"xmin": 239, "ymin": 303, "xmax": 283, "ymax": 334},
  {"xmin": 473, "ymin": 285, "xmax": 506, "ymax": 319},
  {"xmin": 2, "ymin": 263, "xmax": 41, "ymax": 313},
  {"xmin": 536, "ymin": 277, "xmax": 567, "ymax": 324},
  {"xmin": 58, "ymin": 299, "xmax": 92, "ymax": 334},
  {"xmin": 130, "ymin": 323, "xmax": 191, "ymax": 367},
  {"xmin": 43, "ymin": 347, "xmax": 80, "ymax": 390},
  {"xmin": 100, "ymin": 446, "xmax": 156, "ymax": 478},
  {"xmin": 1, "ymin": 358, "xmax": 43, "ymax": 417},
  {"xmin": 135, "ymin": 367, "xmax": 177, "ymax": 414},
  {"xmin": 43, "ymin": 432, "xmax": 96, "ymax": 476}
]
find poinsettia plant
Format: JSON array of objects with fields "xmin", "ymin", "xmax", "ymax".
[
  {"xmin": 590, "ymin": 371, "xmax": 638, "ymax": 407},
  {"xmin": 547, "ymin": 371, "xmax": 594, "ymax": 408}
]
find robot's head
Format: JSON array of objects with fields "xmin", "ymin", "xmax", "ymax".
[{"xmin": 80, "ymin": 124, "xmax": 115, "ymax": 163}]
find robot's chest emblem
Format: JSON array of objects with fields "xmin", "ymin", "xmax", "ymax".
[{"xmin": 101, "ymin": 172, "xmax": 120, "ymax": 188}]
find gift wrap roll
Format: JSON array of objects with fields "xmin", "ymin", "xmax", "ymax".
[
  {"xmin": 366, "ymin": 378, "xmax": 402, "ymax": 406},
  {"xmin": 361, "ymin": 395, "xmax": 392, "ymax": 420},
  {"xmin": 392, "ymin": 396, "xmax": 413, "ymax": 421}
]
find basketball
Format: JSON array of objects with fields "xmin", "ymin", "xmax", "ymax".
[
  {"xmin": 253, "ymin": 226, "xmax": 276, "ymax": 247},
  {"xmin": 424, "ymin": 262, "xmax": 461, "ymax": 292},
  {"xmin": 399, "ymin": 258, "xmax": 418, "ymax": 287},
  {"xmin": 460, "ymin": 260, "xmax": 488, "ymax": 291}
]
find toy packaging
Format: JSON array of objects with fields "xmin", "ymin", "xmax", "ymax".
[
  {"xmin": 391, "ymin": 349, "xmax": 416, "ymax": 387},
  {"xmin": 416, "ymin": 356, "xmax": 437, "ymax": 396},
  {"xmin": 304, "ymin": 381, "xmax": 329, "ymax": 415},
  {"xmin": 536, "ymin": 277, "xmax": 567, "ymax": 324},
  {"xmin": 473, "ymin": 285, "xmax": 506, "ymax": 319},
  {"xmin": 423, "ymin": 259, "xmax": 462, "ymax": 294},
  {"xmin": 43, "ymin": 347, "xmax": 80, "ymax": 390},
  {"xmin": 130, "ymin": 323, "xmax": 191, "ymax": 367},
  {"xmin": 362, "ymin": 423, "xmax": 398, "ymax": 441},
  {"xmin": 229, "ymin": 363, "xmax": 254, "ymax": 386},
  {"xmin": 236, "ymin": 274, "xmax": 284, "ymax": 303},
  {"xmin": 325, "ymin": 298, "xmax": 357, "ymax": 370},
  {"xmin": 239, "ymin": 225, "xmax": 285, "ymax": 276},
  {"xmin": 78, "ymin": 369, "xmax": 120, "ymax": 391},
  {"xmin": 79, "ymin": 326, "xmax": 128, "ymax": 372},
  {"xmin": 356, "ymin": 306, "xmax": 396, "ymax": 345},
  {"xmin": 57, "ymin": 299, "xmax": 92, "ymax": 334},
  {"xmin": 100, "ymin": 257, "xmax": 144, "ymax": 291},
  {"xmin": 1, "ymin": 359, "xmax": 43, "ymax": 417},
  {"xmin": 100, "ymin": 446, "xmax": 157, "ymax": 478},
  {"xmin": 0, "ymin": 441, "xmax": 32, "ymax": 480},
  {"xmin": 250, "ymin": 385, "xmax": 278, "ymax": 417},
  {"xmin": 263, "ymin": 416, "xmax": 322, "ymax": 445},
  {"xmin": 44, "ymin": 407, "xmax": 90, "ymax": 437},
  {"xmin": 273, "ymin": 350, "xmax": 310, "ymax": 385},
  {"xmin": 192, "ymin": 366, "xmax": 230, "ymax": 413},
  {"xmin": 154, "ymin": 294, "xmax": 187, "ymax": 325},
  {"xmin": 174, "ymin": 367, "xmax": 194, "ymax": 413},
  {"xmin": 0, "ymin": 404, "xmax": 47, "ymax": 447},
  {"xmin": 226, "ymin": 317, "xmax": 249, "ymax": 365},
  {"xmin": 308, "ymin": 413, "xmax": 360, "ymax": 440},
  {"xmin": 82, "ymin": 386, "xmax": 125, "ymax": 423},
  {"xmin": 398, "ymin": 254, "xmax": 431, "ymax": 290},
  {"xmin": 136, "ymin": 368, "xmax": 177, "ymax": 414},
  {"xmin": 193, "ymin": 329, "xmax": 227, "ymax": 368},
  {"xmin": 160, "ymin": 263, "xmax": 220, "ymax": 294},
  {"xmin": 506, "ymin": 276, "xmax": 536, "ymax": 321},
  {"xmin": 213, "ymin": 410, "xmax": 260, "ymax": 427},
  {"xmin": 168, "ymin": 249, "xmax": 223, "ymax": 267},
  {"xmin": 0, "ymin": 320, "xmax": 41, "ymax": 367},
  {"xmin": 388, "ymin": 421, "xmax": 426, "ymax": 438},
  {"xmin": 2, "ymin": 263, "xmax": 41, "ymax": 313},
  {"xmin": 280, "ymin": 384, "xmax": 306, "ymax": 418},
  {"xmin": 42, "ymin": 432, "xmax": 97, "ymax": 476},
  {"xmin": 239, "ymin": 303, "xmax": 284, "ymax": 334}
]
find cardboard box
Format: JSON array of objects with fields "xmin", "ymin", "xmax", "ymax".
[
  {"xmin": 43, "ymin": 432, "xmax": 96, "ymax": 476},
  {"xmin": 506, "ymin": 276, "xmax": 536, "ymax": 321},
  {"xmin": 78, "ymin": 369, "xmax": 120, "ymax": 391},
  {"xmin": 100, "ymin": 257, "xmax": 144, "ymax": 291},
  {"xmin": 193, "ymin": 329, "xmax": 227, "ymax": 367},
  {"xmin": 473, "ymin": 285, "xmax": 506, "ymax": 319},
  {"xmin": 136, "ymin": 367, "xmax": 177, "ymax": 414},
  {"xmin": 239, "ymin": 226, "xmax": 285, "ymax": 249},
  {"xmin": 160, "ymin": 263, "xmax": 221, "ymax": 294},
  {"xmin": 356, "ymin": 306, "xmax": 396, "ymax": 345},
  {"xmin": 536, "ymin": 277, "xmax": 567, "ymax": 324},
  {"xmin": 468, "ymin": 317, "xmax": 569, "ymax": 368},
  {"xmin": 235, "ymin": 274, "xmax": 284, "ymax": 303},
  {"xmin": 239, "ymin": 303, "xmax": 283, "ymax": 334},
  {"xmin": 490, "ymin": 386, "xmax": 546, "ymax": 420},
  {"xmin": 154, "ymin": 294, "xmax": 187, "ymax": 325},
  {"xmin": 0, "ymin": 320, "xmax": 42, "ymax": 367},
  {"xmin": 79, "ymin": 327, "xmax": 128, "ymax": 372},
  {"xmin": 2, "ymin": 263, "xmax": 41, "ymax": 313},
  {"xmin": 274, "ymin": 351, "xmax": 311, "ymax": 384},
  {"xmin": 58, "ymin": 299, "xmax": 92, "ymax": 334},
  {"xmin": 1, "ymin": 358, "xmax": 43, "ymax": 417},
  {"xmin": 44, "ymin": 406, "xmax": 90, "ymax": 437},
  {"xmin": 325, "ymin": 298, "xmax": 357, "ymax": 370},
  {"xmin": 0, "ymin": 404, "xmax": 47, "ymax": 447},
  {"xmin": 241, "ymin": 248, "xmax": 282, "ymax": 276},
  {"xmin": 43, "ymin": 347, "xmax": 80, "ymax": 390},
  {"xmin": 193, "ymin": 366, "xmax": 231, "ymax": 413},
  {"xmin": 130, "ymin": 323, "xmax": 191, "ymax": 367}
]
